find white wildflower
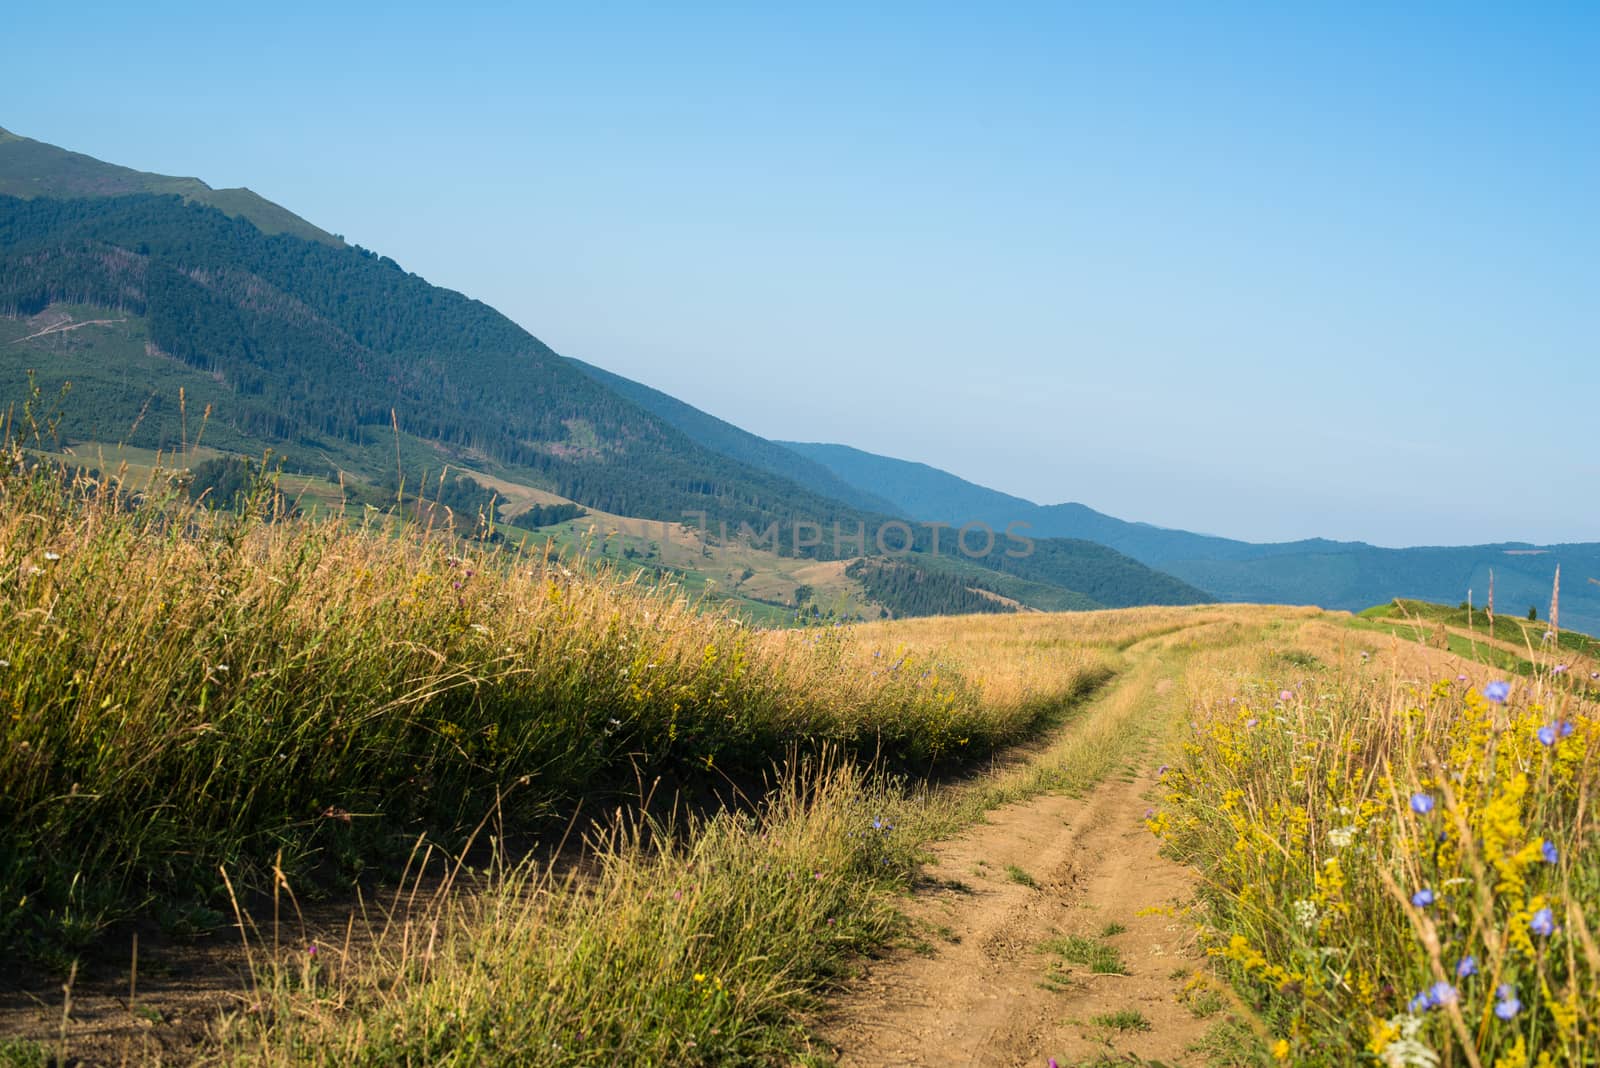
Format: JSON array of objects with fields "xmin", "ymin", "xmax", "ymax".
[
  {"xmin": 1328, "ymin": 826, "xmax": 1357, "ymax": 849},
  {"xmin": 1378, "ymin": 1014, "xmax": 1439, "ymax": 1068},
  {"xmin": 43, "ymin": 551, "xmax": 61, "ymax": 561},
  {"xmin": 1292, "ymin": 899, "xmax": 1319, "ymax": 930}
]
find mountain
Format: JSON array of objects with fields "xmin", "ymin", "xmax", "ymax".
[
  {"xmin": 0, "ymin": 125, "xmax": 340, "ymax": 246},
  {"xmin": 781, "ymin": 442, "xmax": 1600, "ymax": 636},
  {"xmin": 569, "ymin": 359, "xmax": 902, "ymax": 515},
  {"xmin": 0, "ymin": 127, "xmax": 1212, "ymax": 620},
  {"xmin": 779, "ymin": 442, "xmax": 1312, "ymax": 563}
]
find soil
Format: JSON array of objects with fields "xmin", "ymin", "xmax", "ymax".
[{"xmin": 816, "ymin": 767, "xmax": 1211, "ymax": 1067}]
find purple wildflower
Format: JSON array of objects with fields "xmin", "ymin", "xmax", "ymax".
[
  {"xmin": 1484, "ymin": 680, "xmax": 1511, "ymax": 703},
  {"xmin": 1411, "ymin": 888, "xmax": 1436, "ymax": 908},
  {"xmin": 1456, "ymin": 955, "xmax": 1477, "ymax": 978},
  {"xmin": 1530, "ymin": 907, "xmax": 1554, "ymax": 937}
]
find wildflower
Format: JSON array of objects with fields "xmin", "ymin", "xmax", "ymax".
[
  {"xmin": 1495, "ymin": 985, "xmax": 1521, "ymax": 1019},
  {"xmin": 1245, "ymin": 717, "xmax": 1259, "ymax": 728},
  {"xmin": 1455, "ymin": 955, "xmax": 1476, "ymax": 978},
  {"xmin": 1537, "ymin": 725, "xmax": 1557, "ymax": 747},
  {"xmin": 307, "ymin": 944, "xmax": 318, "ymax": 956},
  {"xmin": 43, "ymin": 551, "xmax": 60, "ymax": 561},
  {"xmin": 1411, "ymin": 888, "xmax": 1436, "ymax": 908},
  {"xmin": 1530, "ymin": 907, "xmax": 1554, "ymax": 937},
  {"xmin": 1542, "ymin": 840, "xmax": 1559, "ymax": 865},
  {"xmin": 1553, "ymin": 664, "xmax": 1568, "ymax": 674},
  {"xmin": 1456, "ymin": 674, "xmax": 1468, "ymax": 682},
  {"xmin": 1410, "ymin": 793, "xmax": 1434, "ymax": 815},
  {"xmin": 1428, "ymin": 981, "xmax": 1456, "ymax": 1007},
  {"xmin": 1376, "ymin": 1012, "xmax": 1439, "ymax": 1067},
  {"xmin": 1484, "ymin": 680, "xmax": 1511, "ymax": 703},
  {"xmin": 1292, "ymin": 899, "xmax": 1318, "ymax": 929},
  {"xmin": 1328, "ymin": 826, "xmax": 1356, "ymax": 849},
  {"xmin": 1279, "ymin": 689, "xmax": 1294, "ymax": 702},
  {"xmin": 1558, "ymin": 720, "xmax": 1575, "ymax": 737}
]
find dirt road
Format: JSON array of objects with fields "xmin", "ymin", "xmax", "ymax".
[{"xmin": 821, "ymin": 655, "xmax": 1216, "ymax": 1067}]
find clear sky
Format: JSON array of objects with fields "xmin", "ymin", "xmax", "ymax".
[{"xmin": 6, "ymin": 2, "xmax": 1596, "ymax": 546}]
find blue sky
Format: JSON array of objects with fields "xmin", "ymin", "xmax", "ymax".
[{"xmin": 6, "ymin": 2, "xmax": 1596, "ymax": 545}]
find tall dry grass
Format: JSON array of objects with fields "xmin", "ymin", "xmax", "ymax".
[{"xmin": 0, "ymin": 451, "xmax": 1048, "ymax": 960}]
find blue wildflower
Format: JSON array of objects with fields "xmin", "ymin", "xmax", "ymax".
[
  {"xmin": 1412, "ymin": 888, "xmax": 1436, "ymax": 908},
  {"xmin": 1537, "ymin": 725, "xmax": 1557, "ymax": 747},
  {"xmin": 1410, "ymin": 793, "xmax": 1434, "ymax": 815},
  {"xmin": 1495, "ymin": 985, "xmax": 1521, "ymax": 1020},
  {"xmin": 1456, "ymin": 955, "xmax": 1477, "ymax": 978},
  {"xmin": 1429, "ymin": 981, "xmax": 1457, "ymax": 1007},
  {"xmin": 1484, "ymin": 680, "xmax": 1511, "ymax": 703},
  {"xmin": 1542, "ymin": 839, "xmax": 1559, "ymax": 865},
  {"xmin": 1530, "ymin": 907, "xmax": 1554, "ymax": 937}
]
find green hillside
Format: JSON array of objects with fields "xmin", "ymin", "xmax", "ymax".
[
  {"xmin": 0, "ymin": 125, "xmax": 340, "ymax": 245},
  {"xmin": 569, "ymin": 359, "xmax": 903, "ymax": 516}
]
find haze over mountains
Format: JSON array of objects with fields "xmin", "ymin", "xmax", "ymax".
[{"xmin": 1, "ymin": 125, "xmax": 1594, "ymax": 632}]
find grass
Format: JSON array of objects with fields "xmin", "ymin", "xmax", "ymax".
[
  {"xmin": 3, "ymin": 430, "xmax": 1201, "ymax": 1062},
  {"xmin": 1006, "ymin": 864, "xmax": 1038, "ymax": 888},
  {"xmin": 1150, "ymin": 611, "xmax": 1600, "ymax": 1065},
  {"xmin": 214, "ymin": 756, "xmax": 925, "ymax": 1065},
  {"xmin": 3, "ymin": 445, "xmax": 1078, "ymax": 959},
  {"xmin": 1091, "ymin": 1008, "xmax": 1152, "ymax": 1032},
  {"xmin": 1100, "ymin": 920, "xmax": 1127, "ymax": 937},
  {"xmin": 1044, "ymin": 934, "xmax": 1126, "ymax": 975}
]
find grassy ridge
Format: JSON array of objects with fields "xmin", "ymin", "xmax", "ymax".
[{"xmin": 0, "ymin": 451, "xmax": 1069, "ymax": 961}]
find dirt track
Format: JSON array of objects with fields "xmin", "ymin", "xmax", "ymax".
[{"xmin": 821, "ymin": 661, "xmax": 1214, "ymax": 1067}]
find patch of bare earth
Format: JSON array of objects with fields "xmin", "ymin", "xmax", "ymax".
[{"xmin": 819, "ymin": 768, "xmax": 1207, "ymax": 1067}]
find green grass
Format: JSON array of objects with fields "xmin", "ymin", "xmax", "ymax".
[
  {"xmin": 1043, "ymin": 934, "xmax": 1126, "ymax": 975},
  {"xmin": 1100, "ymin": 920, "xmax": 1127, "ymax": 937},
  {"xmin": 1006, "ymin": 864, "xmax": 1038, "ymax": 888},
  {"xmin": 1090, "ymin": 1008, "xmax": 1152, "ymax": 1032}
]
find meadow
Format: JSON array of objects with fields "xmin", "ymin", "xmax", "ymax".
[
  {"xmin": 0, "ymin": 437, "xmax": 1130, "ymax": 1064},
  {"xmin": 1151, "ymin": 615, "xmax": 1600, "ymax": 1066},
  {"xmin": 5, "ymin": 419, "xmax": 1598, "ymax": 1066}
]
